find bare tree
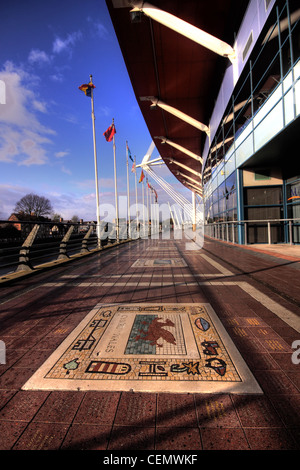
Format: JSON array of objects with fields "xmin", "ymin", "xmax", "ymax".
[
  {"xmin": 71, "ymin": 215, "xmax": 79, "ymax": 223},
  {"xmin": 14, "ymin": 193, "xmax": 53, "ymax": 217},
  {"xmin": 51, "ymin": 213, "xmax": 62, "ymax": 222}
]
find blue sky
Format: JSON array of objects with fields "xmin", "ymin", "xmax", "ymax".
[{"xmin": 0, "ymin": 0, "xmax": 191, "ymax": 221}]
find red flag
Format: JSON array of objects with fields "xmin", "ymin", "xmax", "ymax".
[
  {"xmin": 139, "ymin": 169, "xmax": 145, "ymax": 183},
  {"xmin": 103, "ymin": 123, "xmax": 116, "ymax": 142},
  {"xmin": 78, "ymin": 82, "xmax": 95, "ymax": 97}
]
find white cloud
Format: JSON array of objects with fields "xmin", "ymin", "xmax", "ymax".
[
  {"xmin": 28, "ymin": 49, "xmax": 51, "ymax": 64},
  {"xmin": 55, "ymin": 150, "xmax": 69, "ymax": 158},
  {"xmin": 61, "ymin": 113, "xmax": 78, "ymax": 124},
  {"xmin": 50, "ymin": 72, "xmax": 63, "ymax": 82},
  {"xmin": 87, "ymin": 17, "xmax": 110, "ymax": 40},
  {"xmin": 32, "ymin": 99, "xmax": 47, "ymax": 113},
  {"xmin": 48, "ymin": 191, "xmax": 99, "ymax": 220},
  {"xmin": 95, "ymin": 22, "xmax": 109, "ymax": 39},
  {"xmin": 0, "ymin": 126, "xmax": 50, "ymax": 166},
  {"xmin": 96, "ymin": 105, "xmax": 112, "ymax": 117},
  {"xmin": 0, "ymin": 61, "xmax": 55, "ymax": 166},
  {"xmin": 52, "ymin": 31, "xmax": 82, "ymax": 55},
  {"xmin": 73, "ymin": 179, "xmax": 95, "ymax": 189},
  {"xmin": 61, "ymin": 165, "xmax": 72, "ymax": 175},
  {"xmin": 0, "ymin": 183, "xmax": 33, "ymax": 217},
  {"xmin": 75, "ymin": 178, "xmax": 115, "ymax": 190}
]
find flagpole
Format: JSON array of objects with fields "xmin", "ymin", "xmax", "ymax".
[
  {"xmin": 192, "ymin": 190, "xmax": 196, "ymax": 232},
  {"xmin": 89, "ymin": 75, "xmax": 101, "ymax": 248},
  {"xmin": 142, "ymin": 178, "xmax": 145, "ymax": 237},
  {"xmin": 112, "ymin": 118, "xmax": 119, "ymax": 243},
  {"xmin": 126, "ymin": 141, "xmax": 131, "ymax": 239},
  {"xmin": 150, "ymin": 190, "xmax": 154, "ymax": 236},
  {"xmin": 134, "ymin": 156, "xmax": 139, "ymax": 236},
  {"xmin": 168, "ymin": 201, "xmax": 176, "ymax": 231},
  {"xmin": 146, "ymin": 177, "xmax": 149, "ymax": 237}
]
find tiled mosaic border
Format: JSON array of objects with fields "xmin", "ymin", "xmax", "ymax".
[
  {"xmin": 131, "ymin": 259, "xmax": 187, "ymax": 267},
  {"xmin": 23, "ymin": 303, "xmax": 262, "ymax": 394}
]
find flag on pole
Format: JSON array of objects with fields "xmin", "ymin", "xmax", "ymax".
[
  {"xmin": 131, "ymin": 161, "xmax": 136, "ymax": 173},
  {"xmin": 103, "ymin": 123, "xmax": 116, "ymax": 142},
  {"xmin": 139, "ymin": 169, "xmax": 145, "ymax": 183},
  {"xmin": 147, "ymin": 181, "xmax": 158, "ymax": 202},
  {"xmin": 126, "ymin": 142, "xmax": 133, "ymax": 161},
  {"xmin": 78, "ymin": 82, "xmax": 95, "ymax": 97}
]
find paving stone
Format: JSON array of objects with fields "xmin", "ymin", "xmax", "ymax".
[
  {"xmin": 255, "ymin": 370, "xmax": 300, "ymax": 395},
  {"xmin": 232, "ymin": 394, "xmax": 284, "ymax": 427},
  {"xmin": 157, "ymin": 393, "xmax": 198, "ymax": 428},
  {"xmin": 258, "ymin": 337, "xmax": 293, "ymax": 353},
  {"xmin": 0, "ymin": 366, "xmax": 37, "ymax": 389},
  {"xmin": 34, "ymin": 335, "xmax": 69, "ymax": 350},
  {"xmin": 0, "ymin": 390, "xmax": 16, "ymax": 409},
  {"xmin": 114, "ymin": 392, "xmax": 156, "ymax": 427},
  {"xmin": 3, "ymin": 349, "xmax": 30, "ymax": 370},
  {"xmin": 250, "ymin": 326, "xmax": 287, "ymax": 340},
  {"xmin": 268, "ymin": 394, "xmax": 300, "ymax": 427},
  {"xmin": 269, "ymin": 352, "xmax": 299, "ymax": 371},
  {"xmin": 244, "ymin": 427, "xmax": 299, "ymax": 450},
  {"xmin": 74, "ymin": 391, "xmax": 120, "ymax": 425},
  {"xmin": 0, "ymin": 420, "xmax": 28, "ymax": 450},
  {"xmin": 0, "ymin": 390, "xmax": 49, "ymax": 422},
  {"xmin": 61, "ymin": 423, "xmax": 111, "ymax": 450},
  {"xmin": 201, "ymin": 427, "xmax": 250, "ymax": 450},
  {"xmin": 195, "ymin": 394, "xmax": 241, "ymax": 428},
  {"xmin": 12, "ymin": 422, "xmax": 69, "ymax": 450},
  {"xmin": 108, "ymin": 425, "xmax": 155, "ymax": 450},
  {"xmin": 155, "ymin": 427, "xmax": 202, "ymax": 450},
  {"xmin": 286, "ymin": 370, "xmax": 300, "ymax": 391},
  {"xmin": 8, "ymin": 335, "xmax": 40, "ymax": 350},
  {"xmin": 33, "ymin": 391, "xmax": 84, "ymax": 423},
  {"xmin": 243, "ymin": 352, "xmax": 279, "ymax": 371},
  {"xmin": 14, "ymin": 349, "xmax": 52, "ymax": 368}
]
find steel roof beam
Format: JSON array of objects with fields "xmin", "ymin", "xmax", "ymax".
[
  {"xmin": 130, "ymin": 1, "xmax": 236, "ymax": 62},
  {"xmin": 155, "ymin": 136, "xmax": 203, "ymax": 163},
  {"xmin": 141, "ymin": 96, "xmax": 209, "ymax": 135}
]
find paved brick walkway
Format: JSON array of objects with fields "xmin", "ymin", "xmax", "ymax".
[{"xmin": 0, "ymin": 235, "xmax": 299, "ymax": 451}]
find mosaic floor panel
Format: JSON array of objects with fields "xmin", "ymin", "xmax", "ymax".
[
  {"xmin": 23, "ymin": 303, "xmax": 262, "ymax": 394},
  {"xmin": 131, "ymin": 258, "xmax": 187, "ymax": 267}
]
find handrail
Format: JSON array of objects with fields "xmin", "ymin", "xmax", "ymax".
[
  {"xmin": 0, "ymin": 218, "xmax": 158, "ymax": 276},
  {"xmin": 205, "ymin": 218, "xmax": 300, "ymax": 245},
  {"xmin": 0, "ymin": 220, "xmax": 104, "ymax": 275},
  {"xmin": 206, "ymin": 217, "xmax": 300, "ymax": 224}
]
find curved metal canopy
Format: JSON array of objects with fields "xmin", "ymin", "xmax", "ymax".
[{"xmin": 106, "ymin": 0, "xmax": 248, "ymax": 192}]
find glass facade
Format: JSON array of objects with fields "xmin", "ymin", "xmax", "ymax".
[
  {"xmin": 244, "ymin": 186, "xmax": 284, "ymax": 243},
  {"xmin": 203, "ymin": 0, "xmax": 300, "ymax": 244},
  {"xmin": 205, "ymin": 173, "xmax": 237, "ymax": 223},
  {"xmin": 286, "ymin": 176, "xmax": 300, "ymax": 242}
]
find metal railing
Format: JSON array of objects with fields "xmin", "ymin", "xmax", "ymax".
[
  {"xmin": 204, "ymin": 218, "xmax": 300, "ymax": 245},
  {"xmin": 0, "ymin": 219, "xmax": 125, "ymax": 277}
]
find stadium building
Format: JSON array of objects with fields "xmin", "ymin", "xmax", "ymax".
[{"xmin": 106, "ymin": 0, "xmax": 300, "ymax": 244}]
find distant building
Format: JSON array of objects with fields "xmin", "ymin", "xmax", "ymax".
[{"xmin": 8, "ymin": 213, "xmax": 52, "ymax": 237}]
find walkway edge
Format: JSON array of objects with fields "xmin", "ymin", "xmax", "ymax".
[{"xmin": 0, "ymin": 238, "xmax": 135, "ymax": 286}]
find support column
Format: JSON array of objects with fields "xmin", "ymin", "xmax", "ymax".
[
  {"xmin": 17, "ymin": 224, "xmax": 40, "ymax": 272},
  {"xmin": 81, "ymin": 225, "xmax": 94, "ymax": 253},
  {"xmin": 58, "ymin": 226, "xmax": 74, "ymax": 260},
  {"xmin": 236, "ymin": 169, "xmax": 244, "ymax": 244},
  {"xmin": 192, "ymin": 191, "xmax": 196, "ymax": 232}
]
